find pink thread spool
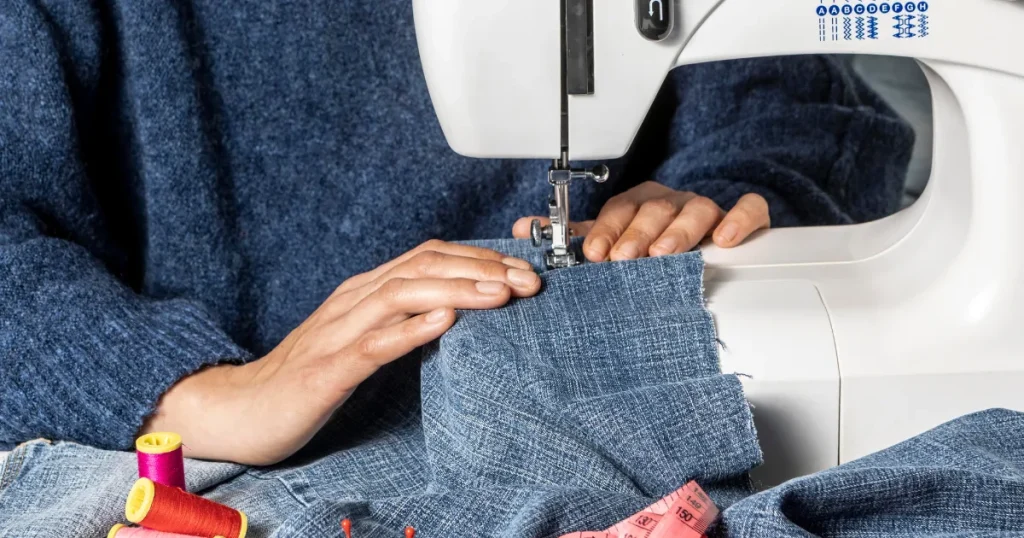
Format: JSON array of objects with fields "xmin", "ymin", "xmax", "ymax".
[
  {"xmin": 136, "ymin": 432, "xmax": 187, "ymax": 490},
  {"xmin": 108, "ymin": 524, "xmax": 224, "ymax": 538}
]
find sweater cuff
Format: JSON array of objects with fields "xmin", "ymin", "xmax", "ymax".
[{"xmin": 49, "ymin": 299, "xmax": 252, "ymax": 451}]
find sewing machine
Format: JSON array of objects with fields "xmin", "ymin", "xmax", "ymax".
[{"xmin": 412, "ymin": 0, "xmax": 1024, "ymax": 486}]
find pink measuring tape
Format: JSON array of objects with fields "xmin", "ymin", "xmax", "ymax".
[{"xmin": 559, "ymin": 481, "xmax": 719, "ymax": 538}]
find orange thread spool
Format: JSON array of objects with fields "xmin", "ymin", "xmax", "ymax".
[{"xmin": 125, "ymin": 478, "xmax": 247, "ymax": 538}]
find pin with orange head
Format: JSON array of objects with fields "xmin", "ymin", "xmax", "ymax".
[
  {"xmin": 404, "ymin": 527, "xmax": 416, "ymax": 538},
  {"xmin": 341, "ymin": 519, "xmax": 352, "ymax": 538}
]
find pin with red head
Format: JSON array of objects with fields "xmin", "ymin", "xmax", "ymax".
[
  {"xmin": 404, "ymin": 527, "xmax": 416, "ymax": 538},
  {"xmin": 341, "ymin": 519, "xmax": 352, "ymax": 538}
]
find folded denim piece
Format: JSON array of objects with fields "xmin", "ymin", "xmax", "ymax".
[
  {"xmin": 722, "ymin": 408, "xmax": 1024, "ymax": 537},
  {"xmin": 0, "ymin": 240, "xmax": 762, "ymax": 537}
]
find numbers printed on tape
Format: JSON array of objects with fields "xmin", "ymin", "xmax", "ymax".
[{"xmin": 559, "ymin": 481, "xmax": 719, "ymax": 538}]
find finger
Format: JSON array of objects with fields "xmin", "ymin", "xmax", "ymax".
[
  {"xmin": 713, "ymin": 193, "xmax": 770, "ymax": 248},
  {"xmin": 307, "ymin": 277, "xmax": 512, "ymax": 357},
  {"xmin": 512, "ymin": 217, "xmax": 595, "ymax": 239},
  {"xmin": 650, "ymin": 196, "xmax": 724, "ymax": 256},
  {"xmin": 336, "ymin": 240, "xmax": 529, "ymax": 295},
  {"xmin": 327, "ymin": 307, "xmax": 457, "ymax": 392},
  {"xmin": 348, "ymin": 277, "xmax": 511, "ymax": 333},
  {"xmin": 572, "ymin": 220, "xmax": 596, "ymax": 237},
  {"xmin": 609, "ymin": 198, "xmax": 682, "ymax": 261},
  {"xmin": 582, "ymin": 195, "xmax": 641, "ymax": 262},
  {"xmin": 512, "ymin": 217, "xmax": 537, "ymax": 239},
  {"xmin": 338, "ymin": 251, "xmax": 541, "ymax": 313}
]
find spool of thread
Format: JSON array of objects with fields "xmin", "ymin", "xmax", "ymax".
[
  {"xmin": 108, "ymin": 524, "xmax": 225, "ymax": 538},
  {"xmin": 136, "ymin": 432, "xmax": 187, "ymax": 490},
  {"xmin": 125, "ymin": 478, "xmax": 247, "ymax": 538}
]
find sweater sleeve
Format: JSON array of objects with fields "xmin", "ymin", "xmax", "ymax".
[
  {"xmin": 645, "ymin": 55, "xmax": 916, "ymax": 227},
  {"xmin": 0, "ymin": 3, "xmax": 251, "ymax": 451}
]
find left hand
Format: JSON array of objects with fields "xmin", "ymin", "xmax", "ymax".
[{"xmin": 513, "ymin": 181, "xmax": 769, "ymax": 262}]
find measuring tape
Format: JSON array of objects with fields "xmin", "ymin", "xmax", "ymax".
[{"xmin": 559, "ymin": 481, "xmax": 719, "ymax": 538}]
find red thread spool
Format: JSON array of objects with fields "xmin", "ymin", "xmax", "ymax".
[
  {"xmin": 125, "ymin": 478, "xmax": 247, "ymax": 538},
  {"xmin": 136, "ymin": 432, "xmax": 187, "ymax": 490}
]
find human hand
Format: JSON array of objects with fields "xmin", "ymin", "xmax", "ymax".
[
  {"xmin": 141, "ymin": 240, "xmax": 541, "ymax": 466},
  {"xmin": 513, "ymin": 181, "xmax": 769, "ymax": 262}
]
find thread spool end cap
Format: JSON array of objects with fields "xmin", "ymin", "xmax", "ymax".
[
  {"xmin": 125, "ymin": 478, "xmax": 156, "ymax": 523},
  {"xmin": 136, "ymin": 432, "xmax": 183, "ymax": 454}
]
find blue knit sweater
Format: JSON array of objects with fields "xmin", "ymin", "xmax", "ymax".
[{"xmin": 0, "ymin": 1, "xmax": 913, "ymax": 451}]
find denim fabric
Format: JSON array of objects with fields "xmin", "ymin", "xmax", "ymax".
[
  {"xmin": 3, "ymin": 241, "xmax": 1022, "ymax": 537},
  {"xmin": 721, "ymin": 408, "xmax": 1024, "ymax": 537},
  {"xmin": 0, "ymin": 0, "xmax": 914, "ymax": 451},
  {"xmin": 0, "ymin": 241, "xmax": 762, "ymax": 537}
]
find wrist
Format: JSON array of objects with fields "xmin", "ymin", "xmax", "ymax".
[{"xmin": 140, "ymin": 362, "xmax": 247, "ymax": 461}]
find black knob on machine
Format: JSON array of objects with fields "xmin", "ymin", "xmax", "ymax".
[{"xmin": 636, "ymin": 0, "xmax": 672, "ymax": 41}]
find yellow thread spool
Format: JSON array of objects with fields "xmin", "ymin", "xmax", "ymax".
[{"xmin": 135, "ymin": 432, "xmax": 182, "ymax": 454}]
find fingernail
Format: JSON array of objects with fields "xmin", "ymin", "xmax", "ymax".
[
  {"xmin": 587, "ymin": 238, "xmax": 611, "ymax": 259},
  {"xmin": 476, "ymin": 281, "xmax": 507, "ymax": 295},
  {"xmin": 718, "ymin": 223, "xmax": 738, "ymax": 243},
  {"xmin": 507, "ymin": 268, "xmax": 539, "ymax": 288},
  {"xmin": 426, "ymin": 308, "xmax": 448, "ymax": 323},
  {"xmin": 652, "ymin": 237, "xmax": 677, "ymax": 255},
  {"xmin": 615, "ymin": 242, "xmax": 640, "ymax": 259},
  {"xmin": 502, "ymin": 257, "xmax": 533, "ymax": 270}
]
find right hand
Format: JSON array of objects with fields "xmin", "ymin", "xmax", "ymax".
[{"xmin": 141, "ymin": 240, "xmax": 541, "ymax": 465}]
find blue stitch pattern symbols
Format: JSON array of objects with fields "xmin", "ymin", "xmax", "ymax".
[
  {"xmin": 812, "ymin": 0, "xmax": 931, "ymax": 42},
  {"xmin": 893, "ymin": 14, "xmax": 915, "ymax": 38},
  {"xmin": 868, "ymin": 16, "xmax": 879, "ymax": 39}
]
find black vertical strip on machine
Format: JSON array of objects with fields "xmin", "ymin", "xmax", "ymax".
[
  {"xmin": 564, "ymin": 0, "xmax": 594, "ymax": 95},
  {"xmin": 559, "ymin": 0, "xmax": 569, "ymax": 155}
]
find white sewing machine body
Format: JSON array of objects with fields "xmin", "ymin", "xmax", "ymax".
[{"xmin": 413, "ymin": 0, "xmax": 1024, "ymax": 486}]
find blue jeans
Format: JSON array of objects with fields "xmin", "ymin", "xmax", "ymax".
[{"xmin": 2, "ymin": 240, "xmax": 1022, "ymax": 537}]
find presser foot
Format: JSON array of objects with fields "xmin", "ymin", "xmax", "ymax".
[
  {"xmin": 531, "ymin": 218, "xmax": 578, "ymax": 269},
  {"xmin": 531, "ymin": 163, "xmax": 609, "ymax": 269}
]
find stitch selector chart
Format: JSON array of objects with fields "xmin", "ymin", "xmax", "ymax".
[{"xmin": 815, "ymin": 0, "xmax": 932, "ymax": 42}]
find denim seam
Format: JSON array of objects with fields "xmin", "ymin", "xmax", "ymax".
[{"xmin": 240, "ymin": 468, "xmax": 320, "ymax": 509}]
